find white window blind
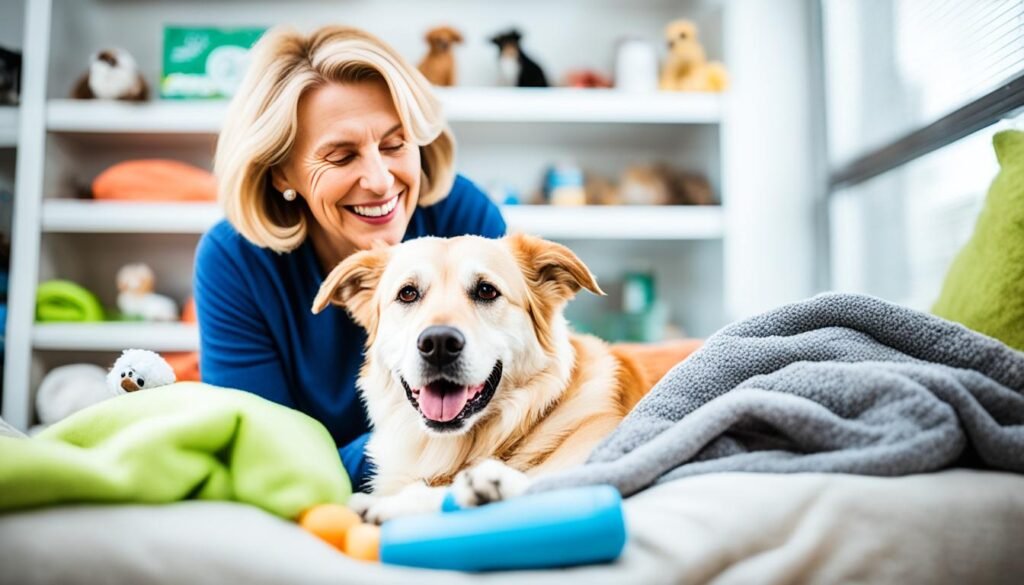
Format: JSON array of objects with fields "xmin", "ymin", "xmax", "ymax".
[
  {"xmin": 823, "ymin": 0, "xmax": 1024, "ymax": 308},
  {"xmin": 824, "ymin": 0, "xmax": 1024, "ymax": 167}
]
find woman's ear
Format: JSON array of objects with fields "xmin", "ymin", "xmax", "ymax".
[
  {"xmin": 269, "ymin": 166, "xmax": 290, "ymax": 194},
  {"xmin": 311, "ymin": 245, "xmax": 391, "ymax": 331}
]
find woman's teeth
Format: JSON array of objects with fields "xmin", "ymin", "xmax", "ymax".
[{"xmin": 352, "ymin": 196, "xmax": 399, "ymax": 218}]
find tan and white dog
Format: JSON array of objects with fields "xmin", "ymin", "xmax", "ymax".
[{"xmin": 312, "ymin": 234, "xmax": 698, "ymax": 523}]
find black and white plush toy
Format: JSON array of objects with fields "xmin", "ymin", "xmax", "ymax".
[
  {"xmin": 32, "ymin": 349, "xmax": 175, "ymax": 434},
  {"xmin": 0, "ymin": 46, "xmax": 21, "ymax": 105},
  {"xmin": 71, "ymin": 48, "xmax": 149, "ymax": 101},
  {"xmin": 490, "ymin": 29, "xmax": 549, "ymax": 88},
  {"xmin": 106, "ymin": 349, "xmax": 177, "ymax": 394}
]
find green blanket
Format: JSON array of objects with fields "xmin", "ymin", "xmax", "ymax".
[{"xmin": 0, "ymin": 383, "xmax": 351, "ymax": 519}]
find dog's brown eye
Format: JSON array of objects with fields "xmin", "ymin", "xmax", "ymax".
[
  {"xmin": 475, "ymin": 282, "xmax": 500, "ymax": 302},
  {"xmin": 398, "ymin": 285, "xmax": 419, "ymax": 303}
]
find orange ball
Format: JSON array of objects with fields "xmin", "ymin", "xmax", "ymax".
[
  {"xmin": 298, "ymin": 504, "xmax": 361, "ymax": 551},
  {"xmin": 344, "ymin": 523, "xmax": 381, "ymax": 562}
]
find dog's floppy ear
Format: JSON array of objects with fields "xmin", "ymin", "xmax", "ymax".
[
  {"xmin": 507, "ymin": 233, "xmax": 604, "ymax": 300},
  {"xmin": 311, "ymin": 243, "xmax": 391, "ymax": 331},
  {"xmin": 507, "ymin": 233, "xmax": 604, "ymax": 354}
]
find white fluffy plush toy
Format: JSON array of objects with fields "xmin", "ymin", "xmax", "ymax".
[
  {"xmin": 32, "ymin": 349, "xmax": 176, "ymax": 434},
  {"xmin": 71, "ymin": 48, "xmax": 148, "ymax": 101},
  {"xmin": 117, "ymin": 263, "xmax": 180, "ymax": 322},
  {"xmin": 34, "ymin": 364, "xmax": 114, "ymax": 429},
  {"xmin": 106, "ymin": 348, "xmax": 177, "ymax": 394}
]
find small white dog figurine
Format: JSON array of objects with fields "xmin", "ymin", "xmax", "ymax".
[
  {"xmin": 117, "ymin": 263, "xmax": 179, "ymax": 321},
  {"xmin": 106, "ymin": 349, "xmax": 177, "ymax": 394}
]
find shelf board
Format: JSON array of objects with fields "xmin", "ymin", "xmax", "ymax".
[
  {"xmin": 46, "ymin": 90, "xmax": 722, "ymax": 133},
  {"xmin": 503, "ymin": 205, "xmax": 724, "ymax": 240},
  {"xmin": 0, "ymin": 106, "xmax": 18, "ymax": 146},
  {"xmin": 48, "ymin": 100, "xmax": 228, "ymax": 134},
  {"xmin": 42, "ymin": 200, "xmax": 222, "ymax": 233},
  {"xmin": 433, "ymin": 88, "xmax": 723, "ymax": 124},
  {"xmin": 41, "ymin": 200, "xmax": 724, "ymax": 240},
  {"xmin": 32, "ymin": 322, "xmax": 199, "ymax": 352}
]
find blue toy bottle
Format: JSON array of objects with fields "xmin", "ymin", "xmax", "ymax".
[{"xmin": 379, "ymin": 485, "xmax": 626, "ymax": 571}]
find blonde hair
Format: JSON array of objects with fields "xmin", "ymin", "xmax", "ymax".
[{"xmin": 215, "ymin": 25, "xmax": 456, "ymax": 252}]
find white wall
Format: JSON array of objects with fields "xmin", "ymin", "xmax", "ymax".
[{"xmin": 721, "ymin": 0, "xmax": 818, "ymax": 320}]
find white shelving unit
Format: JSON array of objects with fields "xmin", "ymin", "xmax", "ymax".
[
  {"xmin": 8, "ymin": 0, "xmax": 832, "ymax": 432},
  {"xmin": 33, "ymin": 322, "xmax": 199, "ymax": 352},
  {"xmin": 42, "ymin": 200, "xmax": 222, "ymax": 234},
  {"xmin": 0, "ymin": 107, "xmax": 18, "ymax": 147},
  {"xmin": 42, "ymin": 199, "xmax": 725, "ymax": 240},
  {"xmin": 48, "ymin": 89, "xmax": 722, "ymax": 132}
]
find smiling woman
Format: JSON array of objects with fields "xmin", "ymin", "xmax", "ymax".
[
  {"xmin": 194, "ymin": 25, "xmax": 506, "ymax": 492},
  {"xmin": 270, "ymin": 81, "xmax": 422, "ymax": 270}
]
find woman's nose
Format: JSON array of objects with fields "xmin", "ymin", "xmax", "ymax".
[{"xmin": 358, "ymin": 150, "xmax": 396, "ymax": 194}]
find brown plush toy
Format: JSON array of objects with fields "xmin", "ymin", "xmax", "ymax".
[
  {"xmin": 418, "ymin": 26, "xmax": 463, "ymax": 86},
  {"xmin": 587, "ymin": 164, "xmax": 715, "ymax": 206},
  {"xmin": 659, "ymin": 20, "xmax": 728, "ymax": 92}
]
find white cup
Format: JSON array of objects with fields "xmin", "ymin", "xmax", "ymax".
[{"xmin": 614, "ymin": 38, "xmax": 658, "ymax": 93}]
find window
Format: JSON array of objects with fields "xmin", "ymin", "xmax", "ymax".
[{"xmin": 822, "ymin": 0, "xmax": 1024, "ymax": 307}]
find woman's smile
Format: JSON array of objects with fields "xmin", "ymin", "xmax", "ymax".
[{"xmin": 344, "ymin": 190, "xmax": 404, "ymax": 225}]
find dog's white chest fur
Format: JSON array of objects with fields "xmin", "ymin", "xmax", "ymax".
[{"xmin": 498, "ymin": 55, "xmax": 519, "ymax": 86}]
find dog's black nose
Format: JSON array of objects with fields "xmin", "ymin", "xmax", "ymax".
[{"xmin": 418, "ymin": 325, "xmax": 465, "ymax": 368}]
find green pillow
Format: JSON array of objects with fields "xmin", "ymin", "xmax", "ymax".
[{"xmin": 932, "ymin": 129, "xmax": 1024, "ymax": 350}]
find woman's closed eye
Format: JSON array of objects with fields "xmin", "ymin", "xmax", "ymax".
[
  {"xmin": 380, "ymin": 141, "xmax": 405, "ymax": 154},
  {"xmin": 327, "ymin": 152, "xmax": 356, "ymax": 166}
]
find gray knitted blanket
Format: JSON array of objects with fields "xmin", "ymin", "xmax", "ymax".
[{"xmin": 530, "ymin": 293, "xmax": 1024, "ymax": 497}]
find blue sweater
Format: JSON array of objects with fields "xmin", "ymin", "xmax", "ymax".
[{"xmin": 194, "ymin": 176, "xmax": 506, "ymax": 491}]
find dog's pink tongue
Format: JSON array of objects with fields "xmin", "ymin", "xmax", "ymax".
[{"xmin": 419, "ymin": 383, "xmax": 470, "ymax": 422}]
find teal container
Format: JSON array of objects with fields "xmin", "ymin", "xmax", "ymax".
[{"xmin": 380, "ymin": 485, "xmax": 627, "ymax": 571}]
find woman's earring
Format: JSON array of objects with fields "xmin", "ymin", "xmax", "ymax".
[{"xmin": 283, "ymin": 188, "xmax": 297, "ymax": 202}]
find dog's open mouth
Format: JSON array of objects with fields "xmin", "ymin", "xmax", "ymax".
[{"xmin": 401, "ymin": 362, "xmax": 503, "ymax": 431}]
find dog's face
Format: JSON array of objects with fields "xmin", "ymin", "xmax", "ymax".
[
  {"xmin": 426, "ymin": 27, "xmax": 463, "ymax": 52},
  {"xmin": 312, "ymin": 234, "xmax": 602, "ymax": 435},
  {"xmin": 665, "ymin": 20, "xmax": 703, "ymax": 62},
  {"xmin": 490, "ymin": 30, "xmax": 522, "ymax": 52}
]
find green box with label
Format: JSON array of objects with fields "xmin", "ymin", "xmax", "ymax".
[{"xmin": 161, "ymin": 26, "xmax": 267, "ymax": 99}]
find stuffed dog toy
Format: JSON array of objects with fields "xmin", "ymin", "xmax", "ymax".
[
  {"xmin": 659, "ymin": 20, "xmax": 728, "ymax": 92},
  {"xmin": 418, "ymin": 26, "xmax": 463, "ymax": 87},
  {"xmin": 491, "ymin": 29, "xmax": 549, "ymax": 87}
]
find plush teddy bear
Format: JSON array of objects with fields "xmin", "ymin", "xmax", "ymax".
[{"xmin": 659, "ymin": 20, "xmax": 728, "ymax": 92}]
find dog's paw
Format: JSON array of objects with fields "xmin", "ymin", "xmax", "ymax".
[
  {"xmin": 346, "ymin": 492, "xmax": 379, "ymax": 520},
  {"xmin": 350, "ymin": 485, "xmax": 445, "ymax": 525},
  {"xmin": 452, "ymin": 459, "xmax": 530, "ymax": 508}
]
